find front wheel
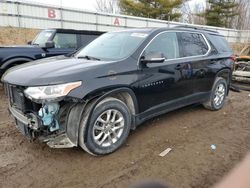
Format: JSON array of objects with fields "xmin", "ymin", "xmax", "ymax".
[
  {"xmin": 79, "ymin": 97, "xmax": 131, "ymax": 155},
  {"xmin": 203, "ymin": 77, "xmax": 228, "ymax": 111}
]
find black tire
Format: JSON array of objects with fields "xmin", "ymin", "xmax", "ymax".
[
  {"xmin": 203, "ymin": 77, "xmax": 228, "ymax": 111},
  {"xmin": 79, "ymin": 97, "xmax": 131, "ymax": 155}
]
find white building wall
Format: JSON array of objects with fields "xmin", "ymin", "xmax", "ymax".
[{"xmin": 0, "ymin": 0, "xmax": 249, "ymax": 43}]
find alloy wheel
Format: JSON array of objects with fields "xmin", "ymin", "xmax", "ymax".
[{"xmin": 92, "ymin": 109, "xmax": 125, "ymax": 147}]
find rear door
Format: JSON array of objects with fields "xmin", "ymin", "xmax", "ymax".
[
  {"xmin": 177, "ymin": 32, "xmax": 212, "ymax": 94},
  {"xmin": 136, "ymin": 31, "xmax": 195, "ymax": 113}
]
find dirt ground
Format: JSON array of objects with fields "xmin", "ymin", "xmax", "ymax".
[
  {"xmin": 0, "ymin": 84, "xmax": 250, "ymax": 188},
  {"xmin": 0, "ymin": 27, "xmax": 38, "ymax": 45}
]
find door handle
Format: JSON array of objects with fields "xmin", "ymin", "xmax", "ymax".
[
  {"xmin": 175, "ymin": 64, "xmax": 182, "ymax": 70},
  {"xmin": 209, "ymin": 60, "xmax": 216, "ymax": 65}
]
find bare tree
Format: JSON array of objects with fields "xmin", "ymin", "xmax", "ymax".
[
  {"xmin": 181, "ymin": 0, "xmax": 193, "ymax": 23},
  {"xmin": 181, "ymin": 1, "xmax": 205, "ymax": 25},
  {"xmin": 192, "ymin": 3, "xmax": 206, "ymax": 25},
  {"xmin": 95, "ymin": 0, "xmax": 120, "ymax": 14},
  {"xmin": 234, "ymin": 0, "xmax": 250, "ymax": 30}
]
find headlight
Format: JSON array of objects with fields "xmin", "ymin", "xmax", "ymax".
[{"xmin": 24, "ymin": 81, "xmax": 82, "ymax": 100}]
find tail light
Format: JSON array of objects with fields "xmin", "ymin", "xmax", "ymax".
[
  {"xmin": 230, "ymin": 55, "xmax": 236, "ymax": 62},
  {"xmin": 230, "ymin": 55, "xmax": 237, "ymax": 71}
]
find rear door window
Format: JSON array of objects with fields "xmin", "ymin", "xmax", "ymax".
[
  {"xmin": 144, "ymin": 32, "xmax": 180, "ymax": 60},
  {"xmin": 178, "ymin": 32, "xmax": 209, "ymax": 57},
  {"xmin": 53, "ymin": 33, "xmax": 77, "ymax": 49}
]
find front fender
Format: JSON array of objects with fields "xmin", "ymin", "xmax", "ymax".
[{"xmin": 66, "ymin": 102, "xmax": 86, "ymax": 146}]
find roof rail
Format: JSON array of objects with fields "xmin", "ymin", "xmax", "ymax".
[{"xmin": 174, "ymin": 25, "xmax": 219, "ymax": 34}]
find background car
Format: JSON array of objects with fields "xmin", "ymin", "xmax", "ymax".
[{"xmin": 0, "ymin": 28, "xmax": 104, "ymax": 77}]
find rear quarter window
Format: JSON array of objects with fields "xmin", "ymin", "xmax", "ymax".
[{"xmin": 208, "ymin": 34, "xmax": 232, "ymax": 53}]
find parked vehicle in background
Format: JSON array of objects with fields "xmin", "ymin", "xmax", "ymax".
[
  {"xmin": 232, "ymin": 45, "xmax": 250, "ymax": 90},
  {"xmin": 2, "ymin": 27, "xmax": 234, "ymax": 156},
  {"xmin": 0, "ymin": 28, "xmax": 104, "ymax": 77}
]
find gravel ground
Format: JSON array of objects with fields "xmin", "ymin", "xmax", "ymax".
[{"xmin": 0, "ymin": 85, "xmax": 250, "ymax": 188}]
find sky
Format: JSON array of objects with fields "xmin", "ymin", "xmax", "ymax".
[
  {"xmin": 12, "ymin": 0, "xmax": 206, "ymax": 12},
  {"xmin": 12, "ymin": 0, "xmax": 99, "ymax": 11}
]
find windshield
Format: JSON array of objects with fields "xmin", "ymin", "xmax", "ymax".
[
  {"xmin": 32, "ymin": 30, "xmax": 54, "ymax": 45},
  {"xmin": 75, "ymin": 31, "xmax": 149, "ymax": 61}
]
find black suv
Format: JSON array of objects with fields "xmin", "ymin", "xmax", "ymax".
[
  {"xmin": 2, "ymin": 27, "xmax": 234, "ymax": 155},
  {"xmin": 0, "ymin": 28, "xmax": 104, "ymax": 77}
]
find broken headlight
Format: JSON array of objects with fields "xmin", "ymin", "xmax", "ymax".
[{"xmin": 24, "ymin": 81, "xmax": 82, "ymax": 101}]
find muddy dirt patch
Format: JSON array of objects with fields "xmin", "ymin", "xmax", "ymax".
[{"xmin": 0, "ymin": 85, "xmax": 250, "ymax": 188}]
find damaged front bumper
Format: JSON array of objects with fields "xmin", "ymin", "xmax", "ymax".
[
  {"xmin": 5, "ymin": 84, "xmax": 86, "ymax": 149},
  {"xmin": 9, "ymin": 104, "xmax": 77, "ymax": 148}
]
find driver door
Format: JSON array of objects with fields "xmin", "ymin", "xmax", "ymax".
[{"xmin": 136, "ymin": 32, "xmax": 194, "ymax": 113}]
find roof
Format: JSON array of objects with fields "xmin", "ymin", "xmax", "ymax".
[
  {"xmin": 174, "ymin": 26, "xmax": 219, "ymax": 34},
  {"xmin": 45, "ymin": 28, "xmax": 105, "ymax": 35},
  {"xmin": 45, "ymin": 26, "xmax": 220, "ymax": 36},
  {"xmin": 107, "ymin": 26, "xmax": 220, "ymax": 35}
]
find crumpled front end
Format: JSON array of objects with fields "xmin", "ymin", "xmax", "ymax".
[
  {"xmin": 232, "ymin": 45, "xmax": 250, "ymax": 86},
  {"xmin": 232, "ymin": 60, "xmax": 250, "ymax": 90},
  {"xmin": 4, "ymin": 83, "xmax": 84, "ymax": 148}
]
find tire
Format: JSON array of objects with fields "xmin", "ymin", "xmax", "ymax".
[
  {"xmin": 79, "ymin": 97, "xmax": 131, "ymax": 155},
  {"xmin": 203, "ymin": 77, "xmax": 228, "ymax": 111}
]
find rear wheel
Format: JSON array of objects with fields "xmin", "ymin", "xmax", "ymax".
[
  {"xmin": 203, "ymin": 77, "xmax": 227, "ymax": 111},
  {"xmin": 79, "ymin": 97, "xmax": 131, "ymax": 155}
]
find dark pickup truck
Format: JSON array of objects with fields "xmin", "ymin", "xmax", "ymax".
[{"xmin": 0, "ymin": 28, "xmax": 104, "ymax": 77}]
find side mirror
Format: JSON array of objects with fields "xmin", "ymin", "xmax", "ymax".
[
  {"xmin": 141, "ymin": 52, "xmax": 166, "ymax": 64},
  {"xmin": 27, "ymin": 41, "xmax": 32, "ymax": 45},
  {"xmin": 40, "ymin": 41, "xmax": 55, "ymax": 49}
]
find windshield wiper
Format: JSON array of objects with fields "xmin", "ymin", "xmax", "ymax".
[{"xmin": 77, "ymin": 55, "xmax": 100, "ymax": 61}]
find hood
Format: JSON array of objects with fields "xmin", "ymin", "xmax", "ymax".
[{"xmin": 2, "ymin": 56, "xmax": 113, "ymax": 86}]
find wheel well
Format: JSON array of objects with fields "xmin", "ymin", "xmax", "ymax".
[
  {"xmin": 217, "ymin": 69, "xmax": 231, "ymax": 85},
  {"xmin": 87, "ymin": 90, "xmax": 137, "ymax": 116},
  {"xmin": 216, "ymin": 69, "xmax": 231, "ymax": 94},
  {"xmin": 2, "ymin": 57, "xmax": 33, "ymax": 70},
  {"xmin": 83, "ymin": 90, "xmax": 137, "ymax": 131},
  {"xmin": 6, "ymin": 60, "xmax": 30, "ymax": 69},
  {"xmin": 109, "ymin": 92, "xmax": 136, "ymax": 115}
]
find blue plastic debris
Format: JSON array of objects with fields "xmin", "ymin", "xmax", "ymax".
[{"xmin": 38, "ymin": 103, "xmax": 60, "ymax": 132}]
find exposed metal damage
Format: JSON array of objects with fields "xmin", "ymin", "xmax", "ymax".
[
  {"xmin": 232, "ymin": 62, "xmax": 250, "ymax": 83},
  {"xmin": 38, "ymin": 103, "xmax": 60, "ymax": 132},
  {"xmin": 232, "ymin": 45, "xmax": 250, "ymax": 90},
  {"xmin": 5, "ymin": 83, "xmax": 85, "ymax": 149}
]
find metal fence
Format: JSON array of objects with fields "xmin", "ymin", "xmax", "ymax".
[{"xmin": 1, "ymin": 0, "xmax": 250, "ymax": 43}]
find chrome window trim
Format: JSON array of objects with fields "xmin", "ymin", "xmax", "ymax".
[{"xmin": 137, "ymin": 30, "xmax": 212, "ymax": 66}]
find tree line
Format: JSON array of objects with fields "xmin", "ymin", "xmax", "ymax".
[{"xmin": 95, "ymin": 0, "xmax": 250, "ymax": 30}]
